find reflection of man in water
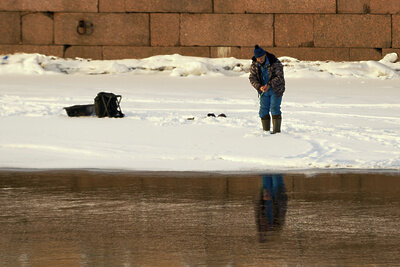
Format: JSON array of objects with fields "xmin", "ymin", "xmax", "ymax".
[{"xmin": 255, "ymin": 174, "xmax": 287, "ymax": 242}]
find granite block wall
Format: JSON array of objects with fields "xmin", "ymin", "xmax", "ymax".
[{"xmin": 0, "ymin": 0, "xmax": 399, "ymax": 61}]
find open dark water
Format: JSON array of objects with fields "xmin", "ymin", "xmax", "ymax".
[{"xmin": 0, "ymin": 171, "xmax": 400, "ymax": 266}]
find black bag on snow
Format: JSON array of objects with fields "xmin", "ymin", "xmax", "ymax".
[
  {"xmin": 64, "ymin": 104, "xmax": 95, "ymax": 117},
  {"xmin": 94, "ymin": 92, "xmax": 124, "ymax": 118}
]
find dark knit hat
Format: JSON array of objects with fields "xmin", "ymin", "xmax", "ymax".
[{"xmin": 254, "ymin": 45, "xmax": 266, "ymax": 58}]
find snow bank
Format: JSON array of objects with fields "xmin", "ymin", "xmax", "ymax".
[{"xmin": 1, "ymin": 52, "xmax": 399, "ymax": 79}]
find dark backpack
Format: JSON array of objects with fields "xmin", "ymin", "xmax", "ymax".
[{"xmin": 94, "ymin": 92, "xmax": 124, "ymax": 118}]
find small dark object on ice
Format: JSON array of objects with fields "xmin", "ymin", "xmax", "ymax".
[
  {"xmin": 94, "ymin": 92, "xmax": 124, "ymax": 118},
  {"xmin": 187, "ymin": 117, "xmax": 195, "ymax": 120},
  {"xmin": 64, "ymin": 104, "xmax": 95, "ymax": 117},
  {"xmin": 64, "ymin": 92, "xmax": 125, "ymax": 118},
  {"xmin": 207, "ymin": 113, "xmax": 227, "ymax": 118}
]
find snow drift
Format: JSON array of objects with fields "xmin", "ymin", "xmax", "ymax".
[{"xmin": 1, "ymin": 52, "xmax": 399, "ymax": 79}]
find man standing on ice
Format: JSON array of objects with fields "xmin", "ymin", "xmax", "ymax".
[{"xmin": 249, "ymin": 45, "xmax": 285, "ymax": 134}]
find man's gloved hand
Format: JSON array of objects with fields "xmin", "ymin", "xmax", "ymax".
[{"xmin": 260, "ymin": 85, "xmax": 269, "ymax": 92}]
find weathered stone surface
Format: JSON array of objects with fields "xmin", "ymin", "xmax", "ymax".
[
  {"xmin": 125, "ymin": 0, "xmax": 212, "ymax": 13},
  {"xmin": 211, "ymin": 46, "xmax": 271, "ymax": 59},
  {"xmin": 214, "ymin": 0, "xmax": 336, "ymax": 14},
  {"xmin": 393, "ymin": 15, "xmax": 400, "ymax": 48},
  {"xmin": 103, "ymin": 46, "xmax": 210, "ymax": 59},
  {"xmin": 0, "ymin": 0, "xmax": 98, "ymax": 12},
  {"xmin": 337, "ymin": 0, "xmax": 371, "ymax": 14},
  {"xmin": 151, "ymin": 14, "xmax": 179, "ymax": 47},
  {"xmin": 22, "ymin": 13, "xmax": 53, "ymax": 44},
  {"xmin": 0, "ymin": 12, "xmax": 20, "ymax": 44},
  {"xmin": 349, "ymin": 48, "xmax": 382, "ymax": 60},
  {"xmin": 213, "ymin": 0, "xmax": 246, "ymax": 13},
  {"xmin": 181, "ymin": 14, "xmax": 273, "ymax": 46},
  {"xmin": 1, "ymin": 1, "xmax": 396, "ymax": 62},
  {"xmin": 275, "ymin": 15, "xmax": 314, "ymax": 47},
  {"xmin": 269, "ymin": 47, "xmax": 351, "ymax": 61},
  {"xmin": 253, "ymin": 0, "xmax": 336, "ymax": 13},
  {"xmin": 211, "ymin": 47, "xmax": 242, "ymax": 58},
  {"xmin": 54, "ymin": 13, "xmax": 149, "ymax": 46},
  {"xmin": 314, "ymin": 15, "xmax": 391, "ymax": 48},
  {"xmin": 64, "ymin": 46, "xmax": 102, "ymax": 59},
  {"xmin": 99, "ymin": 0, "xmax": 125, "ymax": 12},
  {"xmin": 210, "ymin": 46, "xmax": 267, "ymax": 59},
  {"xmin": 370, "ymin": 0, "xmax": 400, "ymax": 14},
  {"xmin": 211, "ymin": 47, "xmax": 356, "ymax": 61},
  {"xmin": 0, "ymin": 45, "xmax": 63, "ymax": 57}
]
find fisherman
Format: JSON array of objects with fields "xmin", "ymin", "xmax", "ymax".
[{"xmin": 249, "ymin": 45, "xmax": 285, "ymax": 133}]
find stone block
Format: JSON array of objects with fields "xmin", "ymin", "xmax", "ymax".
[
  {"xmin": 0, "ymin": 45, "xmax": 63, "ymax": 57},
  {"xmin": 151, "ymin": 14, "xmax": 179, "ymax": 47},
  {"xmin": 337, "ymin": 0, "xmax": 371, "ymax": 14},
  {"xmin": 99, "ymin": 0, "xmax": 125, "ymax": 12},
  {"xmin": 210, "ymin": 46, "xmax": 268, "ymax": 59},
  {"xmin": 370, "ymin": 0, "xmax": 400, "ymax": 14},
  {"xmin": 275, "ymin": 15, "xmax": 314, "ymax": 47},
  {"xmin": 211, "ymin": 47, "xmax": 242, "ymax": 58},
  {"xmin": 214, "ymin": 0, "xmax": 336, "ymax": 14},
  {"xmin": 257, "ymin": 0, "xmax": 337, "ymax": 13},
  {"xmin": 0, "ymin": 12, "xmax": 20, "ymax": 44},
  {"xmin": 54, "ymin": 13, "xmax": 149, "ymax": 46},
  {"xmin": 213, "ymin": 0, "xmax": 246, "ymax": 13},
  {"xmin": 125, "ymin": 0, "xmax": 212, "ymax": 13},
  {"xmin": 22, "ymin": 13, "xmax": 53, "ymax": 44},
  {"xmin": 0, "ymin": 0, "xmax": 98, "ymax": 12},
  {"xmin": 394, "ymin": 15, "xmax": 400, "ymax": 48},
  {"xmin": 64, "ymin": 46, "xmax": 102, "ymax": 59},
  {"xmin": 349, "ymin": 48, "xmax": 382, "ymax": 60},
  {"xmin": 314, "ymin": 15, "xmax": 391, "ymax": 48},
  {"xmin": 211, "ymin": 47, "xmax": 353, "ymax": 61},
  {"xmin": 265, "ymin": 47, "xmax": 349, "ymax": 61},
  {"xmin": 238, "ymin": 47, "xmax": 258, "ymax": 59},
  {"xmin": 103, "ymin": 46, "xmax": 210, "ymax": 59},
  {"xmin": 181, "ymin": 14, "xmax": 273, "ymax": 47}
]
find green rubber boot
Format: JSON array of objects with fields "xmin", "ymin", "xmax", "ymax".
[
  {"xmin": 271, "ymin": 115, "xmax": 282, "ymax": 134},
  {"xmin": 261, "ymin": 115, "xmax": 270, "ymax": 132}
]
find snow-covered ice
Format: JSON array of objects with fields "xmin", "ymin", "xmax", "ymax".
[{"xmin": 0, "ymin": 53, "xmax": 399, "ymax": 172}]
